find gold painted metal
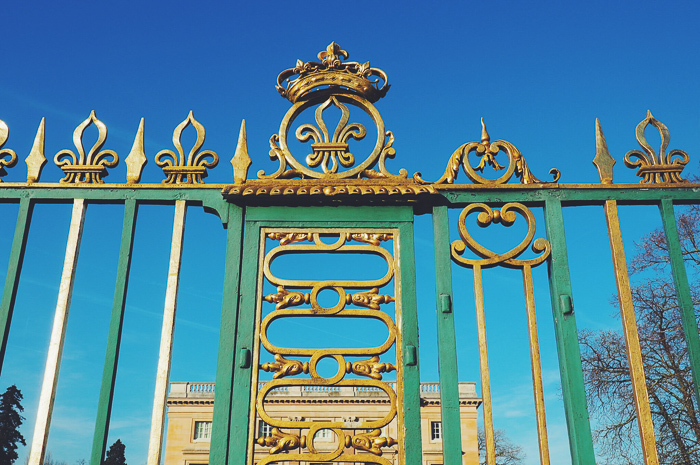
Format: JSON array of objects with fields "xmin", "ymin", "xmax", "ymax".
[
  {"xmin": 155, "ymin": 111, "xmax": 219, "ymax": 184},
  {"xmin": 604, "ymin": 200, "xmax": 660, "ymax": 464},
  {"xmin": 422, "ymin": 119, "xmax": 560, "ymax": 185},
  {"xmin": 125, "ymin": 118, "xmax": 147, "ymax": 184},
  {"xmin": 276, "ymin": 42, "xmax": 389, "ymax": 104},
  {"xmin": 26, "ymin": 118, "xmax": 47, "ymax": 184},
  {"xmin": 451, "ymin": 203, "xmax": 552, "ymax": 465},
  {"xmin": 249, "ymin": 229, "xmax": 402, "ymax": 465},
  {"xmin": 55, "ymin": 111, "xmax": 118, "ymax": 183},
  {"xmin": 593, "ymin": 118, "xmax": 615, "ymax": 184},
  {"xmin": 346, "ymin": 355, "xmax": 396, "ymax": 380},
  {"xmin": 232, "ymin": 119, "xmax": 252, "ymax": 184},
  {"xmin": 0, "ymin": 118, "xmax": 18, "ymax": 182},
  {"xmin": 624, "ymin": 110, "xmax": 688, "ymax": 183}
]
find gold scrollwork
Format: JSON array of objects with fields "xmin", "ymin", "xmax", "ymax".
[
  {"xmin": 451, "ymin": 203, "xmax": 551, "ymax": 269},
  {"xmin": 345, "ymin": 232, "xmax": 393, "ymax": 246},
  {"xmin": 261, "ymin": 354, "xmax": 309, "ymax": 379},
  {"xmin": 267, "ymin": 232, "xmax": 314, "ymax": 245},
  {"xmin": 349, "ymin": 429, "xmax": 397, "ymax": 455},
  {"xmin": 155, "ymin": 111, "xmax": 219, "ymax": 184},
  {"xmin": 54, "ymin": 111, "xmax": 118, "ymax": 183},
  {"xmin": 264, "ymin": 286, "xmax": 310, "ymax": 310},
  {"xmin": 347, "ymin": 288, "xmax": 394, "ymax": 310},
  {"xmin": 0, "ymin": 119, "xmax": 18, "ymax": 182},
  {"xmin": 256, "ymin": 428, "xmax": 306, "ymax": 454},
  {"xmin": 422, "ymin": 119, "xmax": 560, "ymax": 185},
  {"xmin": 624, "ymin": 110, "xmax": 689, "ymax": 183},
  {"xmin": 346, "ymin": 356, "xmax": 396, "ymax": 380}
]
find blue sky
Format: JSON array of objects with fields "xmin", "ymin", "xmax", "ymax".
[{"xmin": 1, "ymin": 1, "xmax": 699, "ymax": 464}]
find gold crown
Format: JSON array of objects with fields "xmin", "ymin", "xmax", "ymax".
[{"xmin": 276, "ymin": 42, "xmax": 390, "ymax": 103}]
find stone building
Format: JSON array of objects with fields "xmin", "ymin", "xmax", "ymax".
[{"xmin": 164, "ymin": 382, "xmax": 482, "ymax": 465}]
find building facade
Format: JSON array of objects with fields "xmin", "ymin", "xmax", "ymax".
[{"xmin": 164, "ymin": 382, "xmax": 482, "ymax": 465}]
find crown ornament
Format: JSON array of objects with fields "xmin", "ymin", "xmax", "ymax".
[{"xmin": 276, "ymin": 42, "xmax": 390, "ymax": 103}]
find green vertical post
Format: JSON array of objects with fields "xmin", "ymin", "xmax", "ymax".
[
  {"xmin": 431, "ymin": 206, "xmax": 463, "ymax": 465},
  {"xmin": 228, "ymin": 219, "xmax": 261, "ymax": 465},
  {"xmin": 659, "ymin": 199, "xmax": 700, "ymax": 406},
  {"xmin": 0, "ymin": 198, "xmax": 33, "ymax": 375},
  {"xmin": 397, "ymin": 219, "xmax": 423, "ymax": 465},
  {"xmin": 90, "ymin": 200, "xmax": 138, "ymax": 465},
  {"xmin": 210, "ymin": 204, "xmax": 245, "ymax": 465},
  {"xmin": 543, "ymin": 199, "xmax": 595, "ymax": 464}
]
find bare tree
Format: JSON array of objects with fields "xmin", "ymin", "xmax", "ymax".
[
  {"xmin": 579, "ymin": 206, "xmax": 700, "ymax": 464},
  {"xmin": 477, "ymin": 428, "xmax": 525, "ymax": 465}
]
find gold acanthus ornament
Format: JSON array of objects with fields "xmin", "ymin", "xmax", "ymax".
[
  {"xmin": 260, "ymin": 354, "xmax": 309, "ymax": 379},
  {"xmin": 346, "ymin": 288, "xmax": 395, "ymax": 310},
  {"xmin": 257, "ymin": 428, "xmax": 306, "ymax": 454},
  {"xmin": 419, "ymin": 119, "xmax": 560, "ymax": 185},
  {"xmin": 624, "ymin": 110, "xmax": 689, "ymax": 183},
  {"xmin": 54, "ymin": 111, "xmax": 118, "ymax": 183},
  {"xmin": 155, "ymin": 111, "xmax": 219, "ymax": 184},
  {"xmin": 347, "ymin": 429, "xmax": 397, "ymax": 455},
  {"xmin": 346, "ymin": 355, "xmax": 396, "ymax": 380},
  {"xmin": 345, "ymin": 232, "xmax": 392, "ymax": 246},
  {"xmin": 264, "ymin": 286, "xmax": 310, "ymax": 310},
  {"xmin": 267, "ymin": 232, "xmax": 314, "ymax": 245},
  {"xmin": 0, "ymin": 119, "xmax": 18, "ymax": 182}
]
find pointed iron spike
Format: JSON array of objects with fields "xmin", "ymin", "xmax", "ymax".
[
  {"xmin": 480, "ymin": 118, "xmax": 490, "ymax": 144},
  {"xmin": 126, "ymin": 118, "xmax": 147, "ymax": 184},
  {"xmin": 26, "ymin": 117, "xmax": 47, "ymax": 184},
  {"xmin": 646, "ymin": 109, "xmax": 653, "ymax": 119},
  {"xmin": 232, "ymin": 119, "xmax": 252, "ymax": 184},
  {"xmin": 593, "ymin": 118, "xmax": 616, "ymax": 184}
]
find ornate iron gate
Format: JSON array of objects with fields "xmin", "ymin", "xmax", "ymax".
[{"xmin": 0, "ymin": 42, "xmax": 699, "ymax": 465}]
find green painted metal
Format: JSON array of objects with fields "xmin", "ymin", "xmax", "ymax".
[
  {"xmin": 543, "ymin": 199, "xmax": 596, "ymax": 465},
  {"xmin": 396, "ymin": 219, "xmax": 423, "ymax": 465},
  {"xmin": 431, "ymin": 206, "xmax": 463, "ymax": 465},
  {"xmin": 210, "ymin": 204, "xmax": 245, "ymax": 465},
  {"xmin": 244, "ymin": 204, "xmax": 414, "ymax": 222},
  {"xmin": 659, "ymin": 199, "xmax": 700, "ymax": 407},
  {"xmin": 0, "ymin": 198, "xmax": 33, "ymax": 376},
  {"xmin": 90, "ymin": 199, "xmax": 138, "ymax": 465}
]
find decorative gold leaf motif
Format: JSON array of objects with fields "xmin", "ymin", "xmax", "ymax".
[
  {"xmin": 261, "ymin": 354, "xmax": 309, "ymax": 379},
  {"xmin": 256, "ymin": 428, "xmax": 306, "ymax": 454},
  {"xmin": 264, "ymin": 286, "xmax": 310, "ymax": 310},
  {"xmin": 231, "ymin": 119, "xmax": 251, "ymax": 184},
  {"xmin": 347, "ymin": 288, "xmax": 394, "ymax": 310},
  {"xmin": 422, "ymin": 119, "xmax": 560, "ymax": 186},
  {"xmin": 155, "ymin": 111, "xmax": 219, "ymax": 184},
  {"xmin": 266, "ymin": 232, "xmax": 314, "ymax": 245},
  {"xmin": 346, "ymin": 356, "xmax": 396, "ymax": 380},
  {"xmin": 54, "ymin": 111, "xmax": 118, "ymax": 183},
  {"xmin": 349, "ymin": 429, "xmax": 397, "ymax": 455},
  {"xmin": 125, "ymin": 118, "xmax": 146, "ymax": 184},
  {"xmin": 25, "ymin": 118, "xmax": 46, "ymax": 184},
  {"xmin": 345, "ymin": 232, "xmax": 392, "ymax": 246},
  {"xmin": 0, "ymin": 119, "xmax": 18, "ymax": 182},
  {"xmin": 593, "ymin": 118, "xmax": 615, "ymax": 184},
  {"xmin": 623, "ymin": 110, "xmax": 688, "ymax": 183}
]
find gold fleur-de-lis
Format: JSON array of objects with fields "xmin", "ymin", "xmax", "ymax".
[
  {"xmin": 0, "ymin": 119, "xmax": 18, "ymax": 182},
  {"xmin": 155, "ymin": 111, "xmax": 219, "ymax": 184},
  {"xmin": 54, "ymin": 111, "xmax": 118, "ymax": 183},
  {"xmin": 624, "ymin": 110, "xmax": 689, "ymax": 183},
  {"xmin": 318, "ymin": 42, "xmax": 348, "ymax": 68}
]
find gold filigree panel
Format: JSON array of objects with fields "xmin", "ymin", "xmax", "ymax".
[{"xmin": 248, "ymin": 229, "xmax": 403, "ymax": 465}]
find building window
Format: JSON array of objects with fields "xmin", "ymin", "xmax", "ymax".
[
  {"xmin": 315, "ymin": 428, "xmax": 333, "ymax": 442},
  {"xmin": 194, "ymin": 421, "xmax": 212, "ymax": 441},
  {"xmin": 258, "ymin": 420, "xmax": 272, "ymax": 437},
  {"xmin": 431, "ymin": 421, "xmax": 442, "ymax": 441}
]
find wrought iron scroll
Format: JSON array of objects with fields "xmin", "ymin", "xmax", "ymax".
[
  {"xmin": 451, "ymin": 203, "xmax": 552, "ymax": 465},
  {"xmin": 249, "ymin": 230, "xmax": 401, "ymax": 465}
]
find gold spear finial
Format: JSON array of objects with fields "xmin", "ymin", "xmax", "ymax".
[
  {"xmin": 125, "ymin": 118, "xmax": 146, "ymax": 184},
  {"xmin": 480, "ymin": 117, "xmax": 490, "ymax": 145},
  {"xmin": 231, "ymin": 119, "xmax": 251, "ymax": 184},
  {"xmin": 593, "ymin": 118, "xmax": 616, "ymax": 184},
  {"xmin": 26, "ymin": 118, "xmax": 46, "ymax": 184}
]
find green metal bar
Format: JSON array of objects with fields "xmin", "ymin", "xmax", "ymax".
[
  {"xmin": 0, "ymin": 198, "xmax": 33, "ymax": 375},
  {"xmin": 228, "ymin": 220, "xmax": 261, "ymax": 465},
  {"xmin": 90, "ymin": 199, "xmax": 138, "ymax": 465},
  {"xmin": 210, "ymin": 204, "xmax": 245, "ymax": 465},
  {"xmin": 397, "ymin": 219, "xmax": 423, "ymax": 465},
  {"xmin": 431, "ymin": 206, "xmax": 463, "ymax": 465},
  {"xmin": 244, "ymin": 205, "xmax": 413, "ymax": 222},
  {"xmin": 659, "ymin": 199, "xmax": 700, "ymax": 406},
  {"xmin": 543, "ymin": 199, "xmax": 595, "ymax": 465}
]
